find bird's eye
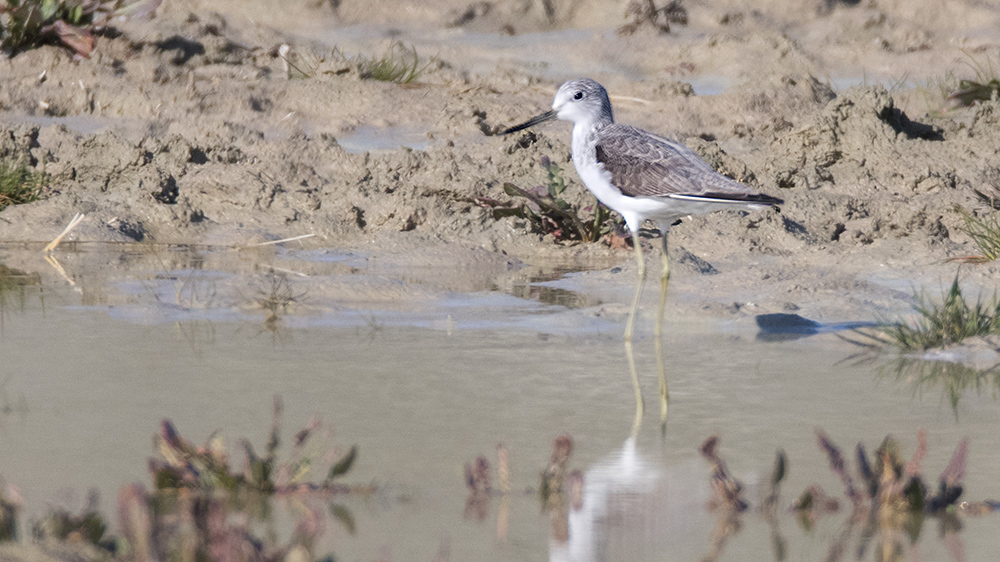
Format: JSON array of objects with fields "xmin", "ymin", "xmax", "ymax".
[{"xmin": 573, "ymin": 91, "xmax": 584, "ymax": 100}]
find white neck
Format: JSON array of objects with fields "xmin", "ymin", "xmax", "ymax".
[{"xmin": 571, "ymin": 120, "xmax": 603, "ymax": 165}]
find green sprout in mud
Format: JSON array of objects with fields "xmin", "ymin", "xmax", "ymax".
[
  {"xmin": 954, "ymin": 205, "xmax": 1000, "ymax": 263},
  {"xmin": 943, "ymin": 52, "xmax": 1000, "ymax": 110},
  {"xmin": 870, "ymin": 275, "xmax": 1000, "ymax": 351},
  {"xmin": 945, "ymin": 77, "xmax": 1000, "ymax": 109},
  {"xmin": 0, "ymin": 159, "xmax": 44, "ymax": 211},
  {"xmin": 919, "ymin": 51, "xmax": 1000, "ymax": 113},
  {"xmin": 358, "ymin": 40, "xmax": 435, "ymax": 84},
  {"xmin": 0, "ymin": 0, "xmax": 161, "ymax": 58},
  {"xmin": 276, "ymin": 42, "xmax": 435, "ymax": 82},
  {"xmin": 483, "ymin": 156, "xmax": 611, "ymax": 243}
]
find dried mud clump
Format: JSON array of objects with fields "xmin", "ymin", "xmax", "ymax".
[{"xmin": 757, "ymin": 86, "xmax": 999, "ymax": 249}]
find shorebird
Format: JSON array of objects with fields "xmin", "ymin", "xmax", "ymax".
[{"xmin": 502, "ymin": 78, "xmax": 782, "ymax": 418}]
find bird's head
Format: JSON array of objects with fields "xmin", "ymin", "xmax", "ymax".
[
  {"xmin": 501, "ymin": 78, "xmax": 614, "ymax": 135},
  {"xmin": 551, "ymin": 78, "xmax": 614, "ymax": 125}
]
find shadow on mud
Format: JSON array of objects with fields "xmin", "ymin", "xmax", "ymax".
[{"xmin": 755, "ymin": 313, "xmax": 877, "ymax": 342}]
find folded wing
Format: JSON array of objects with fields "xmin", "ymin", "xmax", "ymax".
[{"xmin": 594, "ymin": 125, "xmax": 782, "ymax": 205}]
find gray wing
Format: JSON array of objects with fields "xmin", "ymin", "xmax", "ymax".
[{"xmin": 594, "ymin": 125, "xmax": 778, "ymax": 203}]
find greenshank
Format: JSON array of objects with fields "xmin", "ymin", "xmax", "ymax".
[
  {"xmin": 502, "ymin": 78, "xmax": 782, "ymax": 342},
  {"xmin": 503, "ymin": 78, "xmax": 782, "ymax": 420}
]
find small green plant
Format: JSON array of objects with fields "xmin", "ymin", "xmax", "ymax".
[
  {"xmin": 0, "ymin": 159, "xmax": 45, "ymax": 211},
  {"xmin": 954, "ymin": 205, "xmax": 1000, "ymax": 263},
  {"xmin": 938, "ymin": 51, "xmax": 1000, "ymax": 110},
  {"xmin": 481, "ymin": 156, "xmax": 611, "ymax": 243},
  {"xmin": 248, "ymin": 270, "xmax": 303, "ymax": 329},
  {"xmin": 357, "ymin": 40, "xmax": 434, "ymax": 84},
  {"xmin": 871, "ymin": 275, "xmax": 1000, "ymax": 350},
  {"xmin": 275, "ymin": 42, "xmax": 434, "ymax": 83},
  {"xmin": 0, "ymin": 0, "xmax": 160, "ymax": 58},
  {"xmin": 945, "ymin": 78, "xmax": 1000, "ymax": 109}
]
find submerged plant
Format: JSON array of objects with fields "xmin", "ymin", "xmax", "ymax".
[
  {"xmin": 357, "ymin": 40, "xmax": 434, "ymax": 84},
  {"xmin": 127, "ymin": 398, "xmax": 367, "ymax": 561},
  {"xmin": 871, "ymin": 276, "xmax": 1000, "ymax": 350},
  {"xmin": 150, "ymin": 396, "xmax": 359, "ymax": 493},
  {"xmin": 805, "ymin": 430, "xmax": 969, "ymax": 517},
  {"xmin": 462, "ymin": 436, "xmax": 579, "ymax": 542},
  {"xmin": 481, "ymin": 156, "xmax": 611, "ymax": 243},
  {"xmin": 700, "ymin": 430, "xmax": 991, "ymax": 562},
  {"xmin": 954, "ymin": 205, "xmax": 1000, "ymax": 263},
  {"xmin": 32, "ymin": 490, "xmax": 112, "ymax": 551},
  {"xmin": 463, "ymin": 445, "xmax": 508, "ymax": 522},
  {"xmin": 700, "ymin": 436, "xmax": 749, "ymax": 512},
  {"xmin": 0, "ymin": 478, "xmax": 19, "ymax": 542},
  {"xmin": 4, "ymin": 400, "xmax": 368, "ymax": 561},
  {"xmin": 0, "ymin": 0, "xmax": 161, "ymax": 58},
  {"xmin": 0, "ymin": 159, "xmax": 45, "ymax": 211},
  {"xmin": 247, "ymin": 270, "xmax": 304, "ymax": 329}
]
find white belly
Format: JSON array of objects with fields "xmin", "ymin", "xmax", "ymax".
[{"xmin": 573, "ymin": 158, "xmax": 687, "ymax": 233}]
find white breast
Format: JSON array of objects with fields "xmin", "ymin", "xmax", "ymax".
[{"xmin": 571, "ymin": 123, "xmax": 679, "ymax": 233}]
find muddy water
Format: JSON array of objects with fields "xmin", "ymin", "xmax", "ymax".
[{"xmin": 1, "ymin": 244, "xmax": 999, "ymax": 561}]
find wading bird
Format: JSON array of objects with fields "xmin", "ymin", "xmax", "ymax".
[{"xmin": 502, "ymin": 78, "xmax": 782, "ymax": 421}]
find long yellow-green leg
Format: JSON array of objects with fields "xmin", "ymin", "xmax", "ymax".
[
  {"xmin": 654, "ymin": 232, "xmax": 670, "ymax": 423},
  {"xmin": 624, "ymin": 231, "xmax": 646, "ymax": 429},
  {"xmin": 625, "ymin": 338, "xmax": 643, "ymax": 437},
  {"xmin": 624, "ymin": 233, "xmax": 646, "ymax": 343}
]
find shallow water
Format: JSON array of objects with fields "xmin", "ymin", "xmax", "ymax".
[
  {"xmin": 332, "ymin": 124, "xmax": 433, "ymax": 153},
  {"xmin": 1, "ymin": 244, "xmax": 999, "ymax": 561}
]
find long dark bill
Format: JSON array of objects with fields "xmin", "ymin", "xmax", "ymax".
[{"xmin": 500, "ymin": 110, "xmax": 557, "ymax": 135}]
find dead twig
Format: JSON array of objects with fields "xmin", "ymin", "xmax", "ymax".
[{"xmin": 43, "ymin": 212, "xmax": 85, "ymax": 253}]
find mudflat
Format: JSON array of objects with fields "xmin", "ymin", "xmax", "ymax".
[{"xmin": 1, "ymin": 0, "xmax": 999, "ymax": 323}]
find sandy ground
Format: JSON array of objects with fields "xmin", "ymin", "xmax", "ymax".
[{"xmin": 1, "ymin": 0, "xmax": 1000, "ymax": 323}]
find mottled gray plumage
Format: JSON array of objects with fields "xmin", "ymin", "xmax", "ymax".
[{"xmin": 592, "ymin": 124, "xmax": 781, "ymax": 204}]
